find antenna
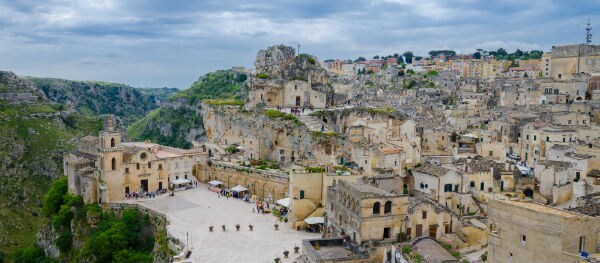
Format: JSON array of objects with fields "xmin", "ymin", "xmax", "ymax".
[{"xmin": 586, "ymin": 18, "xmax": 592, "ymax": 45}]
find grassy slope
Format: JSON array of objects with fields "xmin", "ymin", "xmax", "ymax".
[
  {"xmin": 128, "ymin": 69, "xmax": 247, "ymax": 148},
  {"xmin": 0, "ymin": 102, "xmax": 102, "ymax": 260}
]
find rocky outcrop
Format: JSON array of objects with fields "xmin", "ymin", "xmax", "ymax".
[
  {"xmin": 28, "ymin": 77, "xmax": 174, "ymax": 125},
  {"xmin": 253, "ymin": 45, "xmax": 329, "ymax": 84},
  {"xmin": 0, "ymin": 70, "xmax": 47, "ymax": 103}
]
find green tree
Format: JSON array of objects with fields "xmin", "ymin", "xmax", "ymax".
[
  {"xmin": 473, "ymin": 52, "xmax": 481, "ymax": 59},
  {"xmin": 355, "ymin": 57, "xmax": 366, "ymax": 62},
  {"xmin": 403, "ymin": 51, "xmax": 414, "ymax": 64},
  {"xmin": 373, "ymin": 55, "xmax": 380, "ymax": 59},
  {"xmin": 42, "ymin": 177, "xmax": 68, "ymax": 216}
]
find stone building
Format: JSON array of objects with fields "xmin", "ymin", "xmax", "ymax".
[
  {"xmin": 247, "ymin": 45, "xmax": 334, "ymax": 109},
  {"xmin": 488, "ymin": 199, "xmax": 600, "ymax": 263},
  {"xmin": 548, "ymin": 44, "xmax": 600, "ymax": 80},
  {"xmin": 534, "ymin": 160, "xmax": 574, "ymax": 205},
  {"xmin": 404, "ymin": 196, "xmax": 458, "ymax": 240},
  {"xmin": 411, "ymin": 164, "xmax": 462, "ymax": 203},
  {"xmin": 65, "ymin": 116, "xmax": 208, "ymax": 203},
  {"xmin": 325, "ymin": 180, "xmax": 408, "ymax": 244}
]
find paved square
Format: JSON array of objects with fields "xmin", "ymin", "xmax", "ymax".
[{"xmin": 138, "ymin": 185, "xmax": 320, "ymax": 263}]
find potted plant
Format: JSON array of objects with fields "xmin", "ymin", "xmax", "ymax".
[
  {"xmin": 283, "ymin": 250, "xmax": 289, "ymax": 258},
  {"xmin": 222, "ymin": 225, "xmax": 226, "ymax": 231},
  {"xmin": 249, "ymin": 224, "xmax": 254, "ymax": 231},
  {"xmin": 235, "ymin": 224, "xmax": 240, "ymax": 231},
  {"xmin": 274, "ymin": 257, "xmax": 281, "ymax": 263},
  {"xmin": 209, "ymin": 225, "xmax": 214, "ymax": 232},
  {"xmin": 274, "ymin": 223, "xmax": 279, "ymax": 230},
  {"xmin": 294, "ymin": 245, "xmax": 300, "ymax": 254}
]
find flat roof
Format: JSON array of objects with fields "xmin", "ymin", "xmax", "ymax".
[{"xmin": 500, "ymin": 200, "xmax": 578, "ymax": 218}]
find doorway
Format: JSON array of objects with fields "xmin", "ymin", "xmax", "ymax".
[
  {"xmin": 140, "ymin": 179, "xmax": 148, "ymax": 192},
  {"xmin": 159, "ymin": 182, "xmax": 163, "ymax": 190},
  {"xmin": 295, "ymin": 96, "xmax": 301, "ymax": 106},
  {"xmin": 416, "ymin": 224, "xmax": 423, "ymax": 237},
  {"xmin": 383, "ymin": 227, "xmax": 391, "ymax": 239},
  {"xmin": 500, "ymin": 181, "xmax": 504, "ymax": 191},
  {"xmin": 429, "ymin": 225, "xmax": 438, "ymax": 239}
]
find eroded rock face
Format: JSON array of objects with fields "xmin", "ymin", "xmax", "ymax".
[
  {"xmin": 252, "ymin": 45, "xmax": 328, "ymax": 83},
  {"xmin": 0, "ymin": 70, "xmax": 47, "ymax": 103},
  {"xmin": 254, "ymin": 45, "xmax": 296, "ymax": 76}
]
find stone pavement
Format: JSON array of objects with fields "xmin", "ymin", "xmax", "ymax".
[{"xmin": 138, "ymin": 185, "xmax": 320, "ymax": 263}]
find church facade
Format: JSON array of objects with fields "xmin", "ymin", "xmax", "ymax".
[{"xmin": 65, "ymin": 116, "xmax": 208, "ymax": 204}]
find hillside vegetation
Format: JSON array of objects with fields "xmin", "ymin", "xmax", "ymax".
[
  {"xmin": 128, "ymin": 69, "xmax": 248, "ymax": 148},
  {"xmin": 13, "ymin": 177, "xmax": 168, "ymax": 262},
  {"xmin": 0, "ymin": 101, "xmax": 103, "ymax": 260},
  {"xmin": 27, "ymin": 77, "xmax": 176, "ymax": 125}
]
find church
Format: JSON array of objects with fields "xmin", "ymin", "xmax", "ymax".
[{"xmin": 65, "ymin": 116, "xmax": 208, "ymax": 204}]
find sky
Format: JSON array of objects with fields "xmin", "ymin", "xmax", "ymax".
[{"xmin": 1, "ymin": 0, "xmax": 599, "ymax": 88}]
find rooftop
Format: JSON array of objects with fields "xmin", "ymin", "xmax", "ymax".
[
  {"xmin": 501, "ymin": 200, "xmax": 578, "ymax": 218},
  {"xmin": 566, "ymin": 203, "xmax": 600, "ymax": 217},
  {"xmin": 413, "ymin": 163, "xmax": 450, "ymax": 177}
]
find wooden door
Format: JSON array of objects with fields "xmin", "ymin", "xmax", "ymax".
[
  {"xmin": 416, "ymin": 224, "xmax": 422, "ymax": 237},
  {"xmin": 429, "ymin": 225, "xmax": 438, "ymax": 239}
]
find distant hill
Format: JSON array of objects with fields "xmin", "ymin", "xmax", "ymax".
[
  {"xmin": 0, "ymin": 71, "xmax": 104, "ymax": 257},
  {"xmin": 128, "ymin": 69, "xmax": 248, "ymax": 148},
  {"xmin": 26, "ymin": 77, "xmax": 177, "ymax": 125}
]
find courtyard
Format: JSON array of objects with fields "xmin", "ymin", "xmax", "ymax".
[{"xmin": 138, "ymin": 184, "xmax": 320, "ymax": 263}]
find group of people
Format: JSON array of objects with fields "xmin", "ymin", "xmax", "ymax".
[
  {"xmin": 255, "ymin": 200, "xmax": 270, "ymax": 214},
  {"xmin": 273, "ymin": 105, "xmax": 315, "ymax": 115},
  {"xmin": 216, "ymin": 189, "xmax": 234, "ymax": 199},
  {"xmin": 125, "ymin": 188, "xmax": 168, "ymax": 199}
]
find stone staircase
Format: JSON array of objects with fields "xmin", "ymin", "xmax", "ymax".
[{"xmin": 298, "ymin": 114, "xmax": 328, "ymax": 132}]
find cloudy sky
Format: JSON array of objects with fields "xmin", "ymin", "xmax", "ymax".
[{"xmin": 1, "ymin": 0, "xmax": 599, "ymax": 88}]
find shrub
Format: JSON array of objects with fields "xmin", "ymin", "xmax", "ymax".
[
  {"xmin": 256, "ymin": 73, "xmax": 269, "ymax": 79},
  {"xmin": 305, "ymin": 167, "xmax": 325, "ymax": 173},
  {"xmin": 13, "ymin": 246, "xmax": 55, "ymax": 263},
  {"xmin": 225, "ymin": 145, "xmax": 239, "ymax": 154},
  {"xmin": 42, "ymin": 177, "xmax": 68, "ymax": 216},
  {"xmin": 401, "ymin": 245, "xmax": 412, "ymax": 254},
  {"xmin": 56, "ymin": 230, "xmax": 73, "ymax": 253}
]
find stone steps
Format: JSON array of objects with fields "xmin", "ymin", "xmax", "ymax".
[{"xmin": 297, "ymin": 115, "xmax": 328, "ymax": 132}]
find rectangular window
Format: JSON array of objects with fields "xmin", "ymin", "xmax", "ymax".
[
  {"xmin": 480, "ymin": 182, "xmax": 484, "ymax": 191},
  {"xmin": 470, "ymin": 181, "xmax": 475, "ymax": 187},
  {"xmin": 489, "ymin": 151, "xmax": 493, "ymax": 157},
  {"xmin": 444, "ymin": 184, "xmax": 452, "ymax": 192},
  {"xmin": 125, "ymin": 168, "xmax": 129, "ymax": 173},
  {"xmin": 454, "ymin": 184, "xmax": 459, "ymax": 192},
  {"xmin": 422, "ymin": 211, "xmax": 427, "ymax": 219}
]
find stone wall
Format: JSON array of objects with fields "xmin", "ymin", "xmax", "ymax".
[{"xmin": 200, "ymin": 162, "xmax": 289, "ymax": 201}]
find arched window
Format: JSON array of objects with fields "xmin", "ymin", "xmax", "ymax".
[
  {"xmin": 111, "ymin": 157, "xmax": 116, "ymax": 170},
  {"xmin": 110, "ymin": 138, "xmax": 115, "ymax": 147},
  {"xmin": 373, "ymin": 202, "xmax": 381, "ymax": 215},
  {"xmin": 384, "ymin": 201, "xmax": 392, "ymax": 214}
]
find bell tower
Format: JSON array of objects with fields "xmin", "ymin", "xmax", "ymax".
[{"xmin": 98, "ymin": 115, "xmax": 123, "ymax": 203}]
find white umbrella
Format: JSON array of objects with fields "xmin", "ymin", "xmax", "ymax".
[
  {"xmin": 230, "ymin": 185, "xmax": 248, "ymax": 192},
  {"xmin": 208, "ymin": 180, "xmax": 224, "ymax": 186},
  {"xmin": 172, "ymin": 178, "xmax": 191, "ymax": 185},
  {"xmin": 304, "ymin": 217, "xmax": 325, "ymax": 225},
  {"xmin": 276, "ymin": 197, "xmax": 290, "ymax": 208}
]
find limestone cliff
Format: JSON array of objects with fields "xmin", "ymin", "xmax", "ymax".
[
  {"xmin": 129, "ymin": 69, "xmax": 248, "ymax": 148},
  {"xmin": 27, "ymin": 76, "xmax": 176, "ymax": 125}
]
